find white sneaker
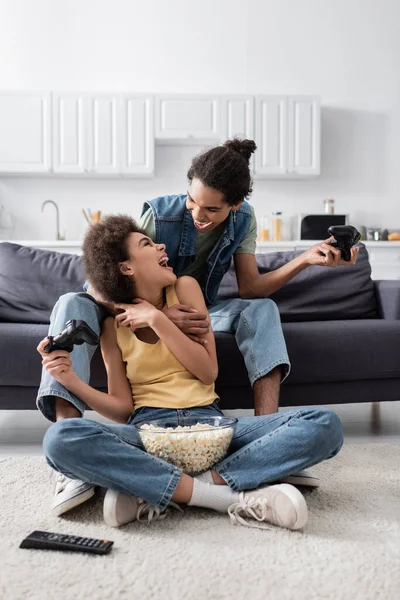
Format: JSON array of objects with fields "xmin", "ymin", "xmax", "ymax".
[
  {"xmin": 279, "ymin": 469, "xmax": 320, "ymax": 488},
  {"xmin": 52, "ymin": 473, "xmax": 95, "ymax": 517},
  {"xmin": 228, "ymin": 483, "xmax": 308, "ymax": 531},
  {"xmin": 103, "ymin": 489, "xmax": 183, "ymax": 528}
]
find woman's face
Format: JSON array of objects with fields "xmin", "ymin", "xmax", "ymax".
[
  {"xmin": 186, "ymin": 178, "xmax": 242, "ymax": 233},
  {"xmin": 120, "ymin": 232, "xmax": 177, "ymax": 289}
]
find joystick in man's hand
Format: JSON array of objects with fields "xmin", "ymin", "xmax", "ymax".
[
  {"xmin": 44, "ymin": 319, "xmax": 99, "ymax": 353},
  {"xmin": 328, "ymin": 225, "xmax": 361, "ymax": 261}
]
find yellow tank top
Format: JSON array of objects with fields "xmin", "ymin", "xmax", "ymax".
[{"xmin": 114, "ymin": 284, "xmax": 219, "ymax": 410}]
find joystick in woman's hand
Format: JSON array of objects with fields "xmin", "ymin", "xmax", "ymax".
[{"xmin": 328, "ymin": 225, "xmax": 361, "ymax": 261}]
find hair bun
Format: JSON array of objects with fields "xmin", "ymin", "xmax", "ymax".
[{"xmin": 223, "ymin": 138, "xmax": 257, "ymax": 164}]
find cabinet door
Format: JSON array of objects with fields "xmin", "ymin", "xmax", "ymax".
[
  {"xmin": 53, "ymin": 93, "xmax": 86, "ymax": 173},
  {"xmin": 0, "ymin": 91, "xmax": 51, "ymax": 173},
  {"xmin": 155, "ymin": 95, "xmax": 220, "ymax": 142},
  {"xmin": 121, "ymin": 95, "xmax": 154, "ymax": 176},
  {"xmin": 254, "ymin": 96, "xmax": 287, "ymax": 176},
  {"xmin": 288, "ymin": 97, "xmax": 320, "ymax": 176},
  {"xmin": 87, "ymin": 94, "xmax": 119, "ymax": 174},
  {"xmin": 221, "ymin": 96, "xmax": 254, "ymax": 140}
]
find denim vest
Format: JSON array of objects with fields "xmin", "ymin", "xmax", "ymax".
[{"xmin": 141, "ymin": 194, "xmax": 252, "ymax": 306}]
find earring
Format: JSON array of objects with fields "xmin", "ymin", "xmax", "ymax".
[{"xmin": 233, "ymin": 211, "xmax": 237, "ymax": 224}]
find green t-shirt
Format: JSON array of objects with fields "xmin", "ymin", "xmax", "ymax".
[{"xmin": 138, "ymin": 205, "xmax": 257, "ymax": 283}]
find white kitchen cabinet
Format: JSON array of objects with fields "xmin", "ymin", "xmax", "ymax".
[
  {"xmin": 53, "ymin": 93, "xmax": 86, "ymax": 174},
  {"xmin": 0, "ymin": 91, "xmax": 51, "ymax": 173},
  {"xmin": 288, "ymin": 97, "xmax": 320, "ymax": 176},
  {"xmin": 254, "ymin": 96, "xmax": 288, "ymax": 176},
  {"xmin": 155, "ymin": 95, "xmax": 220, "ymax": 142},
  {"xmin": 221, "ymin": 96, "xmax": 254, "ymax": 140},
  {"xmin": 120, "ymin": 95, "xmax": 154, "ymax": 176},
  {"xmin": 87, "ymin": 94, "xmax": 119, "ymax": 174},
  {"xmin": 254, "ymin": 95, "xmax": 320, "ymax": 178}
]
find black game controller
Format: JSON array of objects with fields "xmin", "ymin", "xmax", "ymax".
[
  {"xmin": 327, "ymin": 225, "xmax": 361, "ymax": 261},
  {"xmin": 44, "ymin": 319, "xmax": 99, "ymax": 353}
]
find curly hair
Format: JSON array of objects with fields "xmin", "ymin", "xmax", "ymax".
[
  {"xmin": 187, "ymin": 138, "xmax": 257, "ymax": 206},
  {"xmin": 82, "ymin": 214, "xmax": 145, "ymax": 303}
]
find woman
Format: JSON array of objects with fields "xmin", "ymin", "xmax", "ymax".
[{"xmin": 37, "ymin": 215, "xmax": 343, "ymax": 530}]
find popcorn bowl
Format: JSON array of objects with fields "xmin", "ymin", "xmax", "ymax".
[{"xmin": 135, "ymin": 416, "xmax": 238, "ymax": 475}]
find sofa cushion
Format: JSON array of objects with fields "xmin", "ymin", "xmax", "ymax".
[
  {"xmin": 4, "ymin": 320, "xmax": 400, "ymax": 390},
  {"xmin": 0, "ymin": 241, "xmax": 378, "ymax": 324},
  {"xmin": 214, "ymin": 320, "xmax": 400, "ymax": 388},
  {"xmin": 0, "ymin": 322, "xmax": 107, "ymax": 388},
  {"xmin": 217, "ymin": 244, "xmax": 378, "ymax": 321},
  {"xmin": 0, "ymin": 243, "xmax": 85, "ymax": 323}
]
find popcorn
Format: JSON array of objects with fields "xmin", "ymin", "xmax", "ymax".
[{"xmin": 138, "ymin": 422, "xmax": 234, "ymax": 475}]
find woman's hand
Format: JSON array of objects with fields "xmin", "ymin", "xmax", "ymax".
[
  {"xmin": 302, "ymin": 236, "xmax": 360, "ymax": 268},
  {"xmin": 114, "ymin": 299, "xmax": 159, "ymax": 331},
  {"xmin": 37, "ymin": 338, "xmax": 78, "ymax": 388}
]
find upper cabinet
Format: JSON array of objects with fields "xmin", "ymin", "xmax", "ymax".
[
  {"xmin": 0, "ymin": 91, "xmax": 320, "ymax": 178},
  {"xmin": 120, "ymin": 95, "xmax": 154, "ymax": 176},
  {"xmin": 87, "ymin": 94, "xmax": 119, "ymax": 175},
  {"xmin": 221, "ymin": 96, "xmax": 254, "ymax": 140},
  {"xmin": 53, "ymin": 93, "xmax": 86, "ymax": 174},
  {"xmin": 155, "ymin": 95, "xmax": 220, "ymax": 142},
  {"xmin": 255, "ymin": 96, "xmax": 288, "ymax": 176},
  {"xmin": 0, "ymin": 91, "xmax": 51, "ymax": 173},
  {"xmin": 254, "ymin": 95, "xmax": 320, "ymax": 178},
  {"xmin": 287, "ymin": 97, "xmax": 320, "ymax": 176},
  {"xmin": 53, "ymin": 93, "xmax": 154, "ymax": 176}
]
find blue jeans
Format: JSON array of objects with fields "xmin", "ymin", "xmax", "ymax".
[
  {"xmin": 37, "ymin": 292, "xmax": 290, "ymax": 422},
  {"xmin": 43, "ymin": 402, "xmax": 343, "ymax": 511}
]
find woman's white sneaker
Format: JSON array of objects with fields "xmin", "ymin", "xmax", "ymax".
[
  {"xmin": 103, "ymin": 489, "xmax": 183, "ymax": 527},
  {"xmin": 228, "ymin": 483, "xmax": 308, "ymax": 531},
  {"xmin": 280, "ymin": 469, "xmax": 320, "ymax": 488},
  {"xmin": 52, "ymin": 473, "xmax": 95, "ymax": 517}
]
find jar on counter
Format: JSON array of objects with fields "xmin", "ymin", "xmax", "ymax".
[
  {"xmin": 324, "ymin": 199, "xmax": 335, "ymax": 215},
  {"xmin": 258, "ymin": 216, "xmax": 269, "ymax": 241},
  {"xmin": 270, "ymin": 212, "xmax": 282, "ymax": 241}
]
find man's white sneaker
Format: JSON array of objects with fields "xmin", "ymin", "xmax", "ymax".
[
  {"xmin": 103, "ymin": 489, "xmax": 183, "ymax": 527},
  {"xmin": 228, "ymin": 483, "xmax": 308, "ymax": 531},
  {"xmin": 52, "ymin": 473, "xmax": 95, "ymax": 517},
  {"xmin": 279, "ymin": 469, "xmax": 320, "ymax": 488}
]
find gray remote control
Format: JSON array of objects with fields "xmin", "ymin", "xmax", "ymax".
[{"xmin": 19, "ymin": 530, "xmax": 113, "ymax": 555}]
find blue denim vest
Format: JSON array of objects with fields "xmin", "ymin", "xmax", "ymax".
[{"xmin": 141, "ymin": 194, "xmax": 252, "ymax": 305}]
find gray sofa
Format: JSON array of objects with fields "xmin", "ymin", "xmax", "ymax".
[{"xmin": 0, "ymin": 242, "xmax": 399, "ymax": 411}]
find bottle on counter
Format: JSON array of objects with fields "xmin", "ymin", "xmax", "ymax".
[
  {"xmin": 270, "ymin": 212, "xmax": 282, "ymax": 241},
  {"xmin": 324, "ymin": 199, "xmax": 335, "ymax": 215},
  {"xmin": 258, "ymin": 216, "xmax": 269, "ymax": 241}
]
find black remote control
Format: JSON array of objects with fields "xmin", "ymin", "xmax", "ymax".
[{"xmin": 19, "ymin": 531, "xmax": 113, "ymax": 555}]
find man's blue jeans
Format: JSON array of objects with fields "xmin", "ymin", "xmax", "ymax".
[
  {"xmin": 43, "ymin": 401, "xmax": 343, "ymax": 510},
  {"xmin": 37, "ymin": 293, "xmax": 290, "ymax": 422}
]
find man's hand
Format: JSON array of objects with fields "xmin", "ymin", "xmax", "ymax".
[
  {"xmin": 302, "ymin": 236, "xmax": 360, "ymax": 268},
  {"xmin": 163, "ymin": 303, "xmax": 209, "ymax": 345}
]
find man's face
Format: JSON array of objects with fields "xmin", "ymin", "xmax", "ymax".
[{"xmin": 186, "ymin": 178, "xmax": 241, "ymax": 233}]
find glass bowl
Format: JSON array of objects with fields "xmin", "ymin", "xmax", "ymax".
[{"xmin": 135, "ymin": 416, "xmax": 237, "ymax": 475}]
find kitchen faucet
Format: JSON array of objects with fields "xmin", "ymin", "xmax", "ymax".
[{"xmin": 41, "ymin": 200, "xmax": 65, "ymax": 240}]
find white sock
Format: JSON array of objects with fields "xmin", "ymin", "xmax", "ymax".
[
  {"xmin": 195, "ymin": 470, "xmax": 215, "ymax": 484},
  {"xmin": 188, "ymin": 478, "xmax": 239, "ymax": 513}
]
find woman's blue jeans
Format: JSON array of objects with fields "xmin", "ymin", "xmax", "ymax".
[
  {"xmin": 37, "ymin": 292, "xmax": 290, "ymax": 422},
  {"xmin": 44, "ymin": 401, "xmax": 343, "ymax": 511}
]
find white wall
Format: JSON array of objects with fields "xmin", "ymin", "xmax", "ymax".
[{"xmin": 0, "ymin": 0, "xmax": 399, "ymax": 240}]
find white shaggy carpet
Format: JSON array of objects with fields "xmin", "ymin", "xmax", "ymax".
[{"xmin": 0, "ymin": 444, "xmax": 399, "ymax": 600}]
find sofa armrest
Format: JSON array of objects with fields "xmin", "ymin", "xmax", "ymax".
[{"xmin": 374, "ymin": 280, "xmax": 400, "ymax": 320}]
